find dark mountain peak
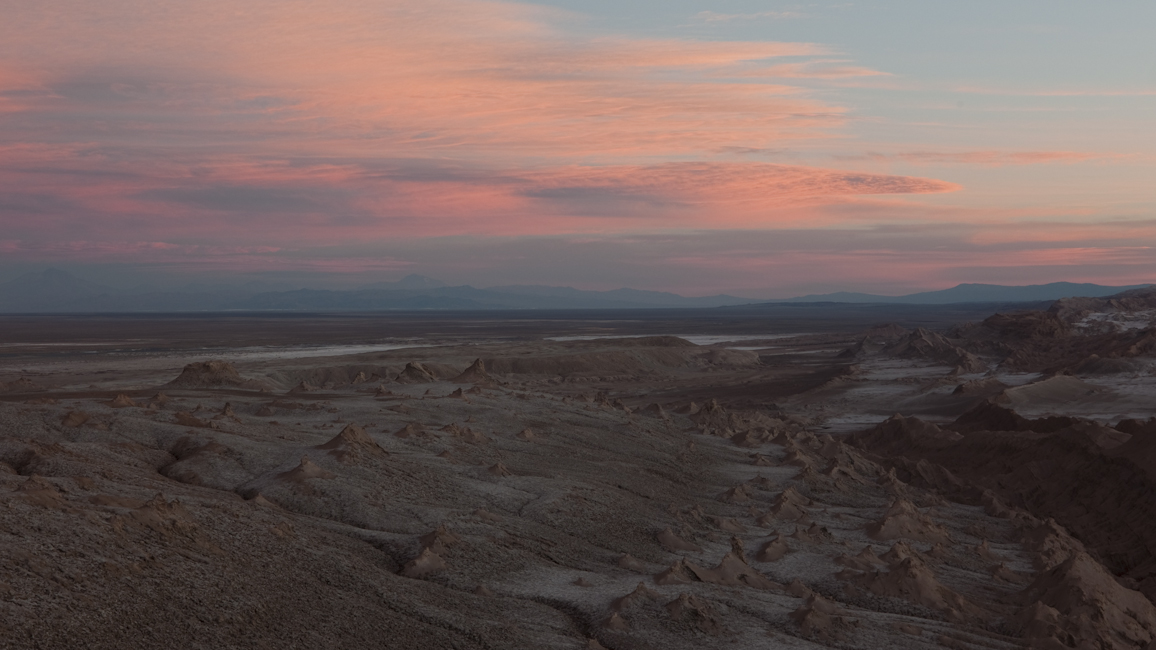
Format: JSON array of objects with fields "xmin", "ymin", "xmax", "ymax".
[
  {"xmin": 38, "ymin": 268, "xmax": 75, "ymax": 280},
  {"xmin": 2, "ymin": 268, "xmax": 114, "ymax": 294},
  {"xmin": 356, "ymin": 274, "xmax": 448, "ymax": 291},
  {"xmin": 0, "ymin": 268, "xmax": 119, "ymax": 311},
  {"xmin": 772, "ymin": 282, "xmax": 1154, "ymax": 305},
  {"xmin": 396, "ymin": 274, "xmax": 446, "ymax": 290}
]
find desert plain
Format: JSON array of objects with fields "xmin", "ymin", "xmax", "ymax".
[{"xmin": 3, "ymin": 294, "xmax": 1156, "ymax": 649}]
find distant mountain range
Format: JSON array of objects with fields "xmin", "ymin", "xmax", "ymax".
[
  {"xmin": 0, "ymin": 270, "xmax": 752, "ymax": 312},
  {"xmin": 0, "ymin": 270, "xmax": 1149, "ymax": 312},
  {"xmin": 766, "ymin": 282, "xmax": 1153, "ymax": 305}
]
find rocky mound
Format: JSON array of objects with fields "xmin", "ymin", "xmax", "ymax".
[
  {"xmin": 767, "ymin": 487, "xmax": 811, "ymax": 521},
  {"xmin": 165, "ymin": 361, "xmax": 248, "ymax": 389},
  {"xmin": 838, "ymin": 324, "xmax": 910, "ymax": 359},
  {"xmin": 755, "ymin": 535, "xmax": 790, "ymax": 562},
  {"xmin": 968, "ymin": 303, "xmax": 1156, "ymax": 372},
  {"xmin": 395, "ymin": 362, "xmax": 437, "ymax": 383},
  {"xmin": 852, "ymin": 407, "xmax": 1156, "ymax": 606},
  {"xmin": 951, "ymin": 377, "xmax": 1008, "ymax": 396},
  {"xmin": 983, "ymin": 310, "xmax": 1070, "ymax": 340},
  {"xmin": 844, "ymin": 555, "xmax": 979, "ymax": 621},
  {"xmin": 1051, "ymin": 287, "xmax": 1156, "ymax": 323},
  {"xmin": 107, "ymin": 394, "xmax": 140, "ymax": 408},
  {"xmin": 419, "ymin": 526, "xmax": 462, "ymax": 555},
  {"xmin": 835, "ymin": 546, "xmax": 886, "ymax": 572},
  {"xmin": 401, "ymin": 548, "xmax": 446, "ymax": 579},
  {"xmin": 947, "ymin": 400, "xmax": 1093, "ymax": 436},
  {"xmin": 790, "ymin": 593, "xmax": 856, "ymax": 642},
  {"xmin": 479, "ymin": 338, "xmax": 747, "ymax": 379},
  {"xmin": 60, "ymin": 411, "xmax": 91, "ymax": 428},
  {"xmin": 277, "ymin": 456, "xmax": 336, "ymax": 482},
  {"xmin": 657, "ymin": 528, "xmax": 702, "ymax": 553},
  {"xmin": 264, "ymin": 365, "xmax": 391, "ymax": 390},
  {"xmin": 160, "ymin": 437, "xmax": 255, "ymax": 490},
  {"xmin": 394, "ymin": 423, "xmax": 432, "ymax": 439},
  {"xmin": 0, "ymin": 377, "xmax": 47, "ymax": 393},
  {"xmin": 1018, "ymin": 550, "xmax": 1156, "ymax": 648},
  {"xmin": 1108, "ymin": 427, "xmax": 1156, "ymax": 483},
  {"xmin": 866, "ymin": 498, "xmax": 951, "ymax": 544},
  {"xmin": 665, "ymin": 593, "xmax": 721, "ymax": 635},
  {"xmin": 656, "ymin": 551, "xmax": 777, "ymax": 590},
  {"xmin": 450, "ymin": 359, "xmax": 495, "ymax": 385},
  {"xmin": 610, "ymin": 582, "xmax": 661, "ymax": 613},
  {"xmin": 1069, "ymin": 354, "xmax": 1145, "ymax": 375},
  {"xmin": 851, "ymin": 414, "xmax": 962, "ymax": 455},
  {"xmin": 316, "ymin": 424, "xmax": 387, "ymax": 462},
  {"xmin": 997, "ymin": 374, "xmax": 1104, "ymax": 409},
  {"xmin": 287, "ymin": 381, "xmax": 319, "ymax": 394},
  {"xmin": 948, "ymin": 400, "xmax": 1033, "ymax": 433},
  {"xmin": 882, "ymin": 328, "xmax": 987, "ymax": 372}
]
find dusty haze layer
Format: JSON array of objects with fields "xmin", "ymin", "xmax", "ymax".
[{"xmin": 4, "ymin": 294, "xmax": 1156, "ymax": 649}]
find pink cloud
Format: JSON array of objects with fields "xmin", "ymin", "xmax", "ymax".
[
  {"xmin": 0, "ymin": 146, "xmax": 960, "ymax": 242},
  {"xmin": 741, "ymin": 61, "xmax": 891, "ymax": 79},
  {"xmin": 0, "ymin": 0, "xmax": 931, "ymax": 253},
  {"xmin": 657, "ymin": 244, "xmax": 1156, "ymax": 295},
  {"xmin": 967, "ymin": 221, "xmax": 1156, "ymax": 246},
  {"xmin": 693, "ymin": 11, "xmax": 805, "ymax": 23},
  {"xmin": 953, "ymin": 86, "xmax": 1156, "ymax": 97},
  {"xmin": 840, "ymin": 151, "xmax": 1110, "ymax": 166},
  {"xmin": 521, "ymin": 162, "xmax": 957, "ymax": 213},
  {"xmin": 2, "ymin": 0, "xmax": 1144, "ymax": 289},
  {"xmin": 0, "ymin": 240, "xmax": 282, "ymax": 259},
  {"xmin": 0, "ymin": 1, "xmax": 834, "ymax": 161}
]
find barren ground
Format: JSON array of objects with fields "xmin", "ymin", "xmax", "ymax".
[{"xmin": 3, "ymin": 301, "xmax": 1156, "ymax": 649}]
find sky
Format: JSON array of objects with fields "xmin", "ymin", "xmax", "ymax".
[{"xmin": 0, "ymin": 0, "xmax": 1154, "ymax": 297}]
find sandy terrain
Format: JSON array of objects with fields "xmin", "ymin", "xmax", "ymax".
[{"xmin": 4, "ymin": 293, "xmax": 1156, "ymax": 649}]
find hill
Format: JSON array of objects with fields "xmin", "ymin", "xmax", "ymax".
[{"xmin": 771, "ymin": 282, "xmax": 1152, "ymax": 305}]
